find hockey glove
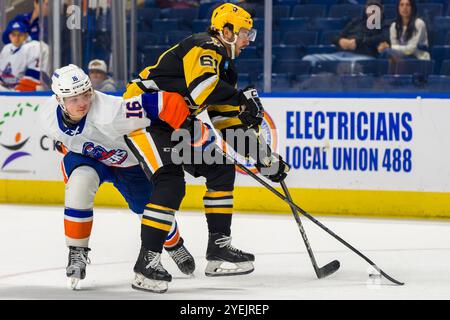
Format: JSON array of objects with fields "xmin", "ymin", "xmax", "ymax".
[
  {"xmin": 255, "ymin": 153, "xmax": 290, "ymax": 183},
  {"xmin": 238, "ymin": 86, "xmax": 264, "ymax": 129},
  {"xmin": 180, "ymin": 117, "xmax": 216, "ymax": 151}
]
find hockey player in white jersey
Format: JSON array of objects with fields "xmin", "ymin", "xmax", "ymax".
[
  {"xmin": 0, "ymin": 20, "xmax": 49, "ymax": 92},
  {"xmin": 41, "ymin": 65, "xmax": 195, "ymax": 290}
]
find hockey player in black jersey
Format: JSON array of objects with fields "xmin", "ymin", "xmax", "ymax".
[{"xmin": 124, "ymin": 3, "xmax": 290, "ymax": 293}]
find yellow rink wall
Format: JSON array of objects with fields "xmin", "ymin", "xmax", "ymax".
[
  {"xmin": 3, "ymin": 93, "xmax": 450, "ymax": 220},
  {"xmin": 1, "ymin": 179, "xmax": 450, "ymax": 219}
]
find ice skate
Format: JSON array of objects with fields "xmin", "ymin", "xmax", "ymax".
[
  {"xmin": 66, "ymin": 246, "xmax": 91, "ymax": 290},
  {"xmin": 205, "ymin": 233, "xmax": 255, "ymax": 277},
  {"xmin": 165, "ymin": 237, "xmax": 196, "ymax": 275},
  {"xmin": 132, "ymin": 246, "xmax": 172, "ymax": 293}
]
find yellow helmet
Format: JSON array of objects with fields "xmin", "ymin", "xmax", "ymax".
[{"xmin": 211, "ymin": 3, "xmax": 254, "ymax": 35}]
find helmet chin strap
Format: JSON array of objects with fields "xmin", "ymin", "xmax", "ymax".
[
  {"xmin": 219, "ymin": 31, "xmax": 238, "ymax": 60},
  {"xmin": 57, "ymin": 98, "xmax": 79, "ymax": 124}
]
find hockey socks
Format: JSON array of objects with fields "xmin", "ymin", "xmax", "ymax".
[
  {"xmin": 203, "ymin": 190, "xmax": 233, "ymax": 236},
  {"xmin": 141, "ymin": 203, "xmax": 175, "ymax": 252},
  {"xmin": 64, "ymin": 208, "xmax": 93, "ymax": 248}
]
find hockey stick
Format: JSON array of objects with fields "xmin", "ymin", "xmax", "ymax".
[
  {"xmin": 233, "ymin": 161, "xmax": 404, "ymax": 286},
  {"xmin": 280, "ymin": 181, "xmax": 340, "ymax": 279},
  {"xmin": 201, "ymin": 119, "xmax": 403, "ymax": 285}
]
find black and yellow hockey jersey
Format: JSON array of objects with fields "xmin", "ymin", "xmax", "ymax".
[{"xmin": 124, "ymin": 33, "xmax": 244, "ymax": 131}]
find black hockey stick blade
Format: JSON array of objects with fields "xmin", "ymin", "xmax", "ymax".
[
  {"xmin": 318, "ymin": 260, "xmax": 341, "ymax": 279},
  {"xmin": 377, "ymin": 267, "xmax": 405, "ymax": 286}
]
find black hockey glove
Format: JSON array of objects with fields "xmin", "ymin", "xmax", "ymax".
[
  {"xmin": 238, "ymin": 86, "xmax": 264, "ymax": 129},
  {"xmin": 255, "ymin": 153, "xmax": 290, "ymax": 183}
]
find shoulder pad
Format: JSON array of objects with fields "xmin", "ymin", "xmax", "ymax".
[{"xmin": 192, "ymin": 33, "xmax": 225, "ymax": 51}]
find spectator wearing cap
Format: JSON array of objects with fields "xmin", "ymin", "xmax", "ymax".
[
  {"xmin": 0, "ymin": 20, "xmax": 47, "ymax": 91},
  {"xmin": 302, "ymin": 0, "xmax": 390, "ymax": 66},
  {"xmin": 88, "ymin": 59, "xmax": 117, "ymax": 92},
  {"xmin": 2, "ymin": 0, "xmax": 48, "ymax": 45}
]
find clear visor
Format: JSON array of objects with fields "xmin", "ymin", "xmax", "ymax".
[{"xmin": 237, "ymin": 28, "xmax": 257, "ymax": 42}]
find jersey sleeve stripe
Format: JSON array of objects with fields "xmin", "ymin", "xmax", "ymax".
[
  {"xmin": 190, "ymin": 74, "xmax": 219, "ymax": 105},
  {"xmin": 208, "ymin": 105, "xmax": 241, "ymax": 113},
  {"xmin": 127, "ymin": 129, "xmax": 162, "ymax": 174},
  {"xmin": 123, "ymin": 82, "xmax": 144, "ymax": 99},
  {"xmin": 24, "ymin": 68, "xmax": 40, "ymax": 81},
  {"xmin": 141, "ymin": 93, "xmax": 160, "ymax": 121},
  {"xmin": 139, "ymin": 44, "xmax": 180, "ymax": 78},
  {"xmin": 211, "ymin": 117, "xmax": 243, "ymax": 131}
]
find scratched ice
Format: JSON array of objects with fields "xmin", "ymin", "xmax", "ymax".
[{"xmin": 0, "ymin": 204, "xmax": 449, "ymax": 300}]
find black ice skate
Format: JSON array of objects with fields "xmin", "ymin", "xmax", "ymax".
[
  {"xmin": 205, "ymin": 233, "xmax": 255, "ymax": 277},
  {"xmin": 132, "ymin": 246, "xmax": 172, "ymax": 293},
  {"xmin": 165, "ymin": 237, "xmax": 196, "ymax": 275},
  {"xmin": 66, "ymin": 246, "xmax": 91, "ymax": 290}
]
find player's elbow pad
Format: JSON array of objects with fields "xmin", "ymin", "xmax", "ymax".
[{"xmin": 158, "ymin": 92, "xmax": 190, "ymax": 129}]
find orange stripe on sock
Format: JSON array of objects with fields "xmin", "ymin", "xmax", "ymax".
[
  {"xmin": 64, "ymin": 220, "xmax": 93, "ymax": 240},
  {"xmin": 164, "ymin": 229, "xmax": 180, "ymax": 247}
]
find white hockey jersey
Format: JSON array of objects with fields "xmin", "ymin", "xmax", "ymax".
[
  {"xmin": 0, "ymin": 39, "xmax": 48, "ymax": 89},
  {"xmin": 40, "ymin": 91, "xmax": 152, "ymax": 168}
]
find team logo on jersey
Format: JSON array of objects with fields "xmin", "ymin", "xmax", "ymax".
[
  {"xmin": 82, "ymin": 142, "xmax": 128, "ymax": 165},
  {"xmin": 1, "ymin": 63, "xmax": 17, "ymax": 87},
  {"xmin": 206, "ymin": 38, "xmax": 223, "ymax": 48},
  {"xmin": 0, "ymin": 132, "xmax": 31, "ymax": 170},
  {"xmin": 236, "ymin": 111, "xmax": 278, "ymax": 175}
]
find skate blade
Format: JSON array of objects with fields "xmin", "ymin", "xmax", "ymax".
[
  {"xmin": 205, "ymin": 261, "xmax": 254, "ymax": 277},
  {"xmin": 131, "ymin": 273, "xmax": 168, "ymax": 294},
  {"xmin": 67, "ymin": 277, "xmax": 82, "ymax": 290},
  {"xmin": 179, "ymin": 267, "xmax": 196, "ymax": 277}
]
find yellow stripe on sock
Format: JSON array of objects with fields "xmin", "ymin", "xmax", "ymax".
[
  {"xmin": 204, "ymin": 191, "xmax": 233, "ymax": 198},
  {"xmin": 146, "ymin": 203, "xmax": 176, "ymax": 213},
  {"xmin": 141, "ymin": 218, "xmax": 172, "ymax": 232},
  {"xmin": 205, "ymin": 207, "xmax": 234, "ymax": 214}
]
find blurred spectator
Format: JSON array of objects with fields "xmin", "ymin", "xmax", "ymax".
[
  {"xmin": 2, "ymin": 0, "xmax": 48, "ymax": 45},
  {"xmin": 0, "ymin": 20, "xmax": 48, "ymax": 92},
  {"xmin": 156, "ymin": 0, "xmax": 199, "ymax": 9},
  {"xmin": 88, "ymin": 59, "xmax": 117, "ymax": 92},
  {"xmin": 237, "ymin": 0, "xmax": 263, "ymax": 18},
  {"xmin": 302, "ymin": 0, "xmax": 390, "ymax": 66},
  {"xmin": 380, "ymin": 0, "xmax": 430, "ymax": 62}
]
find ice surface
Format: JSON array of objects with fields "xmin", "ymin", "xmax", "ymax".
[{"xmin": 0, "ymin": 204, "xmax": 449, "ymax": 300}]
